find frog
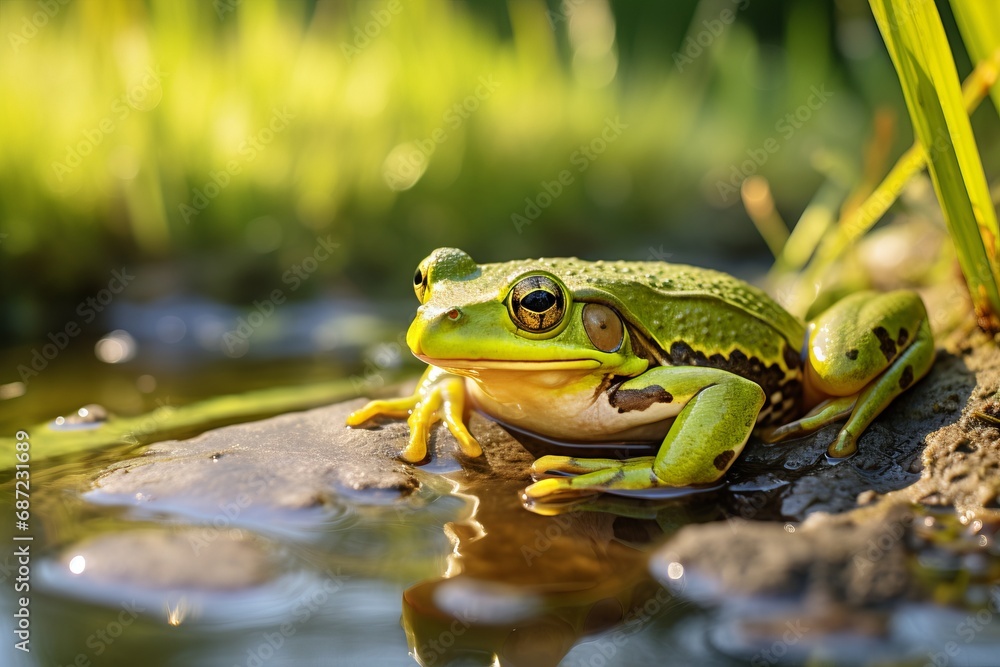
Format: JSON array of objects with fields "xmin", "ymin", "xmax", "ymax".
[{"xmin": 346, "ymin": 247, "xmax": 934, "ymax": 503}]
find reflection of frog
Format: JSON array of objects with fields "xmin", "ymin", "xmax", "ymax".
[
  {"xmin": 349, "ymin": 248, "xmax": 933, "ymax": 502},
  {"xmin": 399, "ymin": 473, "xmax": 705, "ymax": 667}
]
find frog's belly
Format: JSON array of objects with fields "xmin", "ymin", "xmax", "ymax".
[{"xmin": 465, "ymin": 376, "xmax": 681, "ymax": 443}]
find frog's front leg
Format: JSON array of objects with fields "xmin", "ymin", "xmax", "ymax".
[
  {"xmin": 523, "ymin": 366, "xmax": 765, "ymax": 502},
  {"xmin": 762, "ymin": 290, "xmax": 934, "ymax": 457},
  {"xmin": 346, "ymin": 365, "xmax": 483, "ymax": 462}
]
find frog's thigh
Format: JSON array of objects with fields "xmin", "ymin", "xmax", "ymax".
[
  {"xmin": 806, "ymin": 290, "xmax": 927, "ymax": 395},
  {"xmin": 647, "ymin": 367, "xmax": 765, "ymax": 485},
  {"xmin": 806, "ymin": 290, "xmax": 933, "ymax": 456},
  {"xmin": 524, "ymin": 367, "xmax": 764, "ymax": 498}
]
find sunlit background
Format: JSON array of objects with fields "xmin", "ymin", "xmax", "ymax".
[{"xmin": 0, "ymin": 0, "xmax": 994, "ymax": 429}]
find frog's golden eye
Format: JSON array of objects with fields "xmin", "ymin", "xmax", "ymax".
[
  {"xmin": 508, "ymin": 275, "xmax": 566, "ymax": 332},
  {"xmin": 413, "ymin": 267, "xmax": 428, "ymax": 303},
  {"xmin": 582, "ymin": 303, "xmax": 623, "ymax": 352}
]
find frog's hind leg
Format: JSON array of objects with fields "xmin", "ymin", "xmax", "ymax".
[
  {"xmin": 758, "ymin": 395, "xmax": 857, "ymax": 443},
  {"xmin": 523, "ymin": 366, "xmax": 764, "ymax": 502},
  {"xmin": 828, "ymin": 318, "xmax": 933, "ymax": 456},
  {"xmin": 797, "ymin": 290, "xmax": 934, "ymax": 458}
]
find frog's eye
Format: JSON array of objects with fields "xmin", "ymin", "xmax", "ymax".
[
  {"xmin": 508, "ymin": 275, "xmax": 566, "ymax": 333},
  {"xmin": 413, "ymin": 267, "xmax": 428, "ymax": 303},
  {"xmin": 582, "ymin": 303, "xmax": 623, "ymax": 353}
]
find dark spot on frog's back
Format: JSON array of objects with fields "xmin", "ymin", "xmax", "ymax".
[
  {"xmin": 783, "ymin": 344, "xmax": 802, "ymax": 372},
  {"xmin": 897, "ymin": 327, "xmax": 909, "ymax": 346},
  {"xmin": 873, "ymin": 326, "xmax": 897, "ymax": 361},
  {"xmin": 667, "ymin": 341, "xmax": 793, "ymax": 415},
  {"xmin": 609, "ymin": 385, "xmax": 673, "ymax": 413},
  {"xmin": 845, "ymin": 349, "xmax": 859, "ymax": 361},
  {"xmin": 899, "ymin": 364, "xmax": 914, "ymax": 390},
  {"xmin": 713, "ymin": 450, "xmax": 735, "ymax": 470}
]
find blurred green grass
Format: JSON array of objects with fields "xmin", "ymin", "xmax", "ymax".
[{"xmin": 0, "ymin": 0, "xmax": 989, "ymax": 341}]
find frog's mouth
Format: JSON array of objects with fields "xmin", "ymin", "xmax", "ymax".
[{"xmin": 414, "ymin": 355, "xmax": 601, "ymax": 372}]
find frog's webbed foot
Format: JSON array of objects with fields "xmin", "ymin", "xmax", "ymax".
[
  {"xmin": 346, "ymin": 367, "xmax": 482, "ymax": 463},
  {"xmin": 524, "ymin": 457, "xmax": 663, "ymax": 503}
]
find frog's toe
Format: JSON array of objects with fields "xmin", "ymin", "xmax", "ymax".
[
  {"xmin": 530, "ymin": 455, "xmax": 613, "ymax": 478},
  {"xmin": 522, "ymin": 477, "xmax": 601, "ymax": 503},
  {"xmin": 828, "ymin": 428, "xmax": 859, "ymax": 458},
  {"xmin": 345, "ymin": 397, "xmax": 416, "ymax": 426},
  {"xmin": 439, "ymin": 387, "xmax": 482, "ymax": 458},
  {"xmin": 400, "ymin": 394, "xmax": 443, "ymax": 462}
]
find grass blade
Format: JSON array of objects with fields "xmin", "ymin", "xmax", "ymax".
[
  {"xmin": 951, "ymin": 0, "xmax": 1000, "ymax": 120},
  {"xmin": 866, "ymin": 0, "xmax": 1000, "ymax": 330}
]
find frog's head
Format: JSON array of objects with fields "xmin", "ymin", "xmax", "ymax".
[{"xmin": 406, "ymin": 248, "xmax": 648, "ymax": 378}]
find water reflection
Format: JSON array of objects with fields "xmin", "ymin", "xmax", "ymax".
[{"xmin": 402, "ymin": 467, "xmax": 722, "ymax": 666}]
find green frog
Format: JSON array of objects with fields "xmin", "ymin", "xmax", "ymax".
[{"xmin": 347, "ymin": 248, "xmax": 933, "ymax": 502}]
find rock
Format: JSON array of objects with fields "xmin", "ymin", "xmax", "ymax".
[
  {"xmin": 91, "ymin": 399, "xmax": 538, "ymax": 518},
  {"xmin": 655, "ymin": 505, "xmax": 914, "ymax": 606},
  {"xmin": 91, "ymin": 399, "xmax": 419, "ymax": 514}
]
